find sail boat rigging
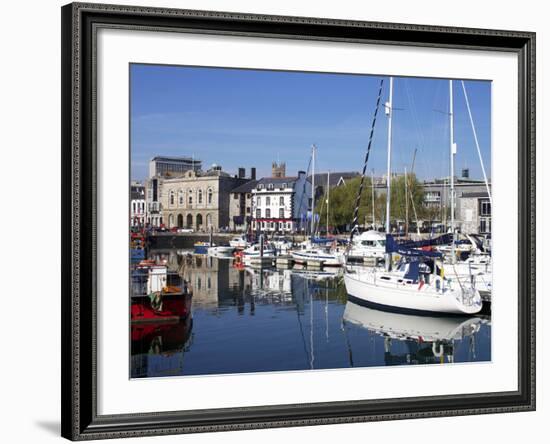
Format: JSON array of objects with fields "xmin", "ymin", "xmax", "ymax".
[{"xmin": 343, "ymin": 77, "xmax": 482, "ymax": 315}]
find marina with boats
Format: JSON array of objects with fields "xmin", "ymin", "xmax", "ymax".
[{"xmin": 130, "ymin": 72, "xmax": 492, "ymax": 377}]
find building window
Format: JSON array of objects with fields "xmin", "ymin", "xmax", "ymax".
[
  {"xmin": 169, "ymin": 191, "xmax": 175, "ymax": 205},
  {"xmin": 266, "ymin": 196, "xmax": 271, "ymax": 206},
  {"xmin": 268, "ymin": 183, "xmax": 274, "ymax": 190},
  {"xmin": 266, "ymin": 209, "xmax": 271, "ymax": 218},
  {"xmin": 480, "ymin": 200, "xmax": 491, "ymax": 216},
  {"xmin": 281, "ymin": 183, "xmax": 287, "ymax": 189},
  {"xmin": 188, "ymin": 189, "xmax": 193, "ymax": 205},
  {"xmin": 287, "ymin": 222, "xmax": 291, "ymax": 229},
  {"xmin": 279, "ymin": 196, "xmax": 284, "ymax": 206},
  {"xmin": 246, "ymin": 207, "xmax": 251, "ymax": 214},
  {"xmin": 256, "ymin": 209, "xmax": 261, "ymax": 218},
  {"xmin": 256, "ymin": 196, "xmax": 261, "ymax": 206},
  {"xmin": 178, "ymin": 190, "xmax": 184, "ymax": 205},
  {"xmin": 208, "ymin": 188, "xmax": 213, "ymax": 205},
  {"xmin": 270, "ymin": 222, "xmax": 275, "ymax": 229},
  {"xmin": 279, "ymin": 208, "xmax": 284, "ymax": 218},
  {"xmin": 132, "ymin": 202, "xmax": 136, "ymax": 213},
  {"xmin": 246, "ymin": 193, "xmax": 251, "ymax": 199},
  {"xmin": 233, "ymin": 193, "xmax": 239, "ymax": 199},
  {"xmin": 198, "ymin": 189, "xmax": 203, "ymax": 204},
  {"xmin": 480, "ymin": 218, "xmax": 491, "ymax": 234}
]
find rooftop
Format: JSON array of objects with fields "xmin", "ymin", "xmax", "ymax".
[
  {"xmin": 150, "ymin": 156, "xmax": 201, "ymax": 163},
  {"xmin": 309, "ymin": 171, "xmax": 360, "ymax": 188},
  {"xmin": 231, "ymin": 180, "xmax": 259, "ymax": 193},
  {"xmin": 461, "ymin": 191, "xmax": 490, "ymax": 199},
  {"xmin": 256, "ymin": 176, "xmax": 298, "ymax": 187}
]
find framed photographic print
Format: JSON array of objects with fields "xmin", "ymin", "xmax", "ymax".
[{"xmin": 61, "ymin": 2, "xmax": 536, "ymax": 440}]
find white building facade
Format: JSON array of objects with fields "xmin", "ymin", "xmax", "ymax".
[
  {"xmin": 130, "ymin": 182, "xmax": 146, "ymax": 227},
  {"xmin": 251, "ymin": 171, "xmax": 311, "ymax": 233}
]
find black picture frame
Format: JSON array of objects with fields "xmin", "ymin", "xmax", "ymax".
[{"xmin": 61, "ymin": 2, "xmax": 536, "ymax": 440}]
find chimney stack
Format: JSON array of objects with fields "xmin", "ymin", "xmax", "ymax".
[
  {"xmin": 251, "ymin": 167, "xmax": 256, "ymax": 180},
  {"xmin": 238, "ymin": 167, "xmax": 245, "ymax": 179}
]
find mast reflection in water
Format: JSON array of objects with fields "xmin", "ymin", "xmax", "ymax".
[{"xmin": 130, "ymin": 249, "xmax": 491, "ymax": 378}]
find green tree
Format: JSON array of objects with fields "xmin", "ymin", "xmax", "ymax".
[
  {"xmin": 315, "ymin": 176, "xmax": 375, "ymax": 231},
  {"xmin": 315, "ymin": 174, "xmax": 426, "ymax": 232},
  {"xmin": 389, "ymin": 173, "xmax": 425, "ymax": 224}
]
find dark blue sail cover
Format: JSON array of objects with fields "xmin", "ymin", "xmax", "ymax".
[
  {"xmin": 397, "ymin": 233, "xmax": 454, "ymax": 250},
  {"xmin": 385, "ymin": 235, "xmax": 443, "ymax": 258}
]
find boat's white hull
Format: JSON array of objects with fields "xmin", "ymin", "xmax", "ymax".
[
  {"xmin": 229, "ymin": 240, "xmax": 249, "ymax": 249},
  {"xmin": 348, "ymin": 246, "xmax": 385, "ymax": 258},
  {"xmin": 242, "ymin": 250, "xmax": 275, "ymax": 259},
  {"xmin": 291, "ymin": 250, "xmax": 344, "ymax": 266},
  {"xmin": 344, "ymin": 271, "xmax": 482, "ymax": 315},
  {"xmin": 207, "ymin": 246, "xmax": 235, "ymax": 257}
]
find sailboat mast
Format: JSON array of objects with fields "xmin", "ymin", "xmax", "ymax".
[
  {"xmin": 405, "ymin": 167, "xmax": 409, "ymax": 236},
  {"xmin": 326, "ymin": 170, "xmax": 330, "ymax": 235},
  {"xmin": 371, "ymin": 169, "xmax": 375, "ymax": 229},
  {"xmin": 385, "ymin": 77, "xmax": 394, "ymax": 235},
  {"xmin": 384, "ymin": 77, "xmax": 394, "ymax": 271},
  {"xmin": 311, "ymin": 144, "xmax": 316, "ymax": 238},
  {"xmin": 449, "ymin": 80, "xmax": 456, "ymax": 263}
]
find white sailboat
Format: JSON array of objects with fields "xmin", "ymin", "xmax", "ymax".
[
  {"xmin": 348, "ymin": 230, "xmax": 386, "ymax": 259},
  {"xmin": 343, "ymin": 77, "xmax": 482, "ymax": 315},
  {"xmin": 242, "ymin": 243, "xmax": 276, "ymax": 259},
  {"xmin": 229, "ymin": 235, "xmax": 249, "ymax": 249},
  {"xmin": 207, "ymin": 245, "xmax": 235, "ymax": 257}
]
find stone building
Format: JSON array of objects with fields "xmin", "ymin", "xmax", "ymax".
[
  {"xmin": 229, "ymin": 179, "xmax": 258, "ymax": 232},
  {"xmin": 271, "ymin": 161, "xmax": 286, "ymax": 178},
  {"xmin": 458, "ymin": 191, "xmax": 491, "ymax": 234},
  {"xmin": 159, "ymin": 165, "xmax": 247, "ymax": 231}
]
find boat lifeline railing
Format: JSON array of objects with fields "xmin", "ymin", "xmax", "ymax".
[{"xmin": 130, "ymin": 270, "xmax": 187, "ymax": 298}]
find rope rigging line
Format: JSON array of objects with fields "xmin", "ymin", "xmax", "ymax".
[
  {"xmin": 460, "ymin": 80, "xmax": 492, "ymax": 205},
  {"xmin": 349, "ymin": 78, "xmax": 385, "ymax": 246}
]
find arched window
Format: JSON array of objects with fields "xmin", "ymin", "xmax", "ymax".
[
  {"xmin": 198, "ymin": 189, "xmax": 203, "ymax": 204},
  {"xmin": 207, "ymin": 188, "xmax": 213, "ymax": 205},
  {"xmin": 169, "ymin": 191, "xmax": 175, "ymax": 206},
  {"xmin": 206, "ymin": 213, "xmax": 212, "ymax": 227},
  {"xmin": 188, "ymin": 189, "xmax": 193, "ymax": 205},
  {"xmin": 178, "ymin": 189, "xmax": 184, "ymax": 206}
]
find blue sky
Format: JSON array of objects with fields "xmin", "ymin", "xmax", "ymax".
[{"xmin": 130, "ymin": 64, "xmax": 491, "ymax": 182}]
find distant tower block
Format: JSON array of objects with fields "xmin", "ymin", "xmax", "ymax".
[{"xmin": 272, "ymin": 162, "xmax": 286, "ymax": 178}]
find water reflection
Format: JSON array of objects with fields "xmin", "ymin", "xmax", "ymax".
[
  {"xmin": 343, "ymin": 301, "xmax": 486, "ymax": 365},
  {"xmin": 131, "ymin": 249, "xmax": 490, "ymax": 378}
]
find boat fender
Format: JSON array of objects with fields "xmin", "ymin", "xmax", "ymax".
[{"xmin": 432, "ymin": 342, "xmax": 444, "ymax": 358}]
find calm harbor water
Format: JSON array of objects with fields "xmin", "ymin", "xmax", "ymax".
[{"xmin": 130, "ymin": 249, "xmax": 491, "ymax": 378}]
